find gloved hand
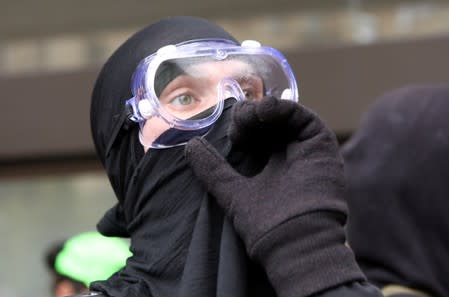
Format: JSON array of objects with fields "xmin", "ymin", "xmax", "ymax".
[{"xmin": 185, "ymin": 96, "xmax": 365, "ymax": 297}]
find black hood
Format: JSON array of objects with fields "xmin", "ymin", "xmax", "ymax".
[
  {"xmin": 342, "ymin": 84, "xmax": 449, "ymax": 297},
  {"xmin": 90, "ymin": 16, "xmax": 238, "ymax": 201}
]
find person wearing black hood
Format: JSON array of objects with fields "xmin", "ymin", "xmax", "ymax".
[
  {"xmin": 44, "ymin": 231, "xmax": 131, "ymax": 297},
  {"xmin": 87, "ymin": 16, "xmax": 381, "ymax": 297},
  {"xmin": 342, "ymin": 84, "xmax": 449, "ymax": 297}
]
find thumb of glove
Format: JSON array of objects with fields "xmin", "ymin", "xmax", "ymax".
[{"xmin": 185, "ymin": 136, "xmax": 246, "ymax": 212}]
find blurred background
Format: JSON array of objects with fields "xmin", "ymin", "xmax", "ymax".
[{"xmin": 1, "ymin": 0, "xmax": 449, "ymax": 296}]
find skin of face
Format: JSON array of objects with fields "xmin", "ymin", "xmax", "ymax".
[
  {"xmin": 141, "ymin": 59, "xmax": 263, "ymax": 152},
  {"xmin": 54, "ymin": 279, "xmax": 87, "ymax": 297}
]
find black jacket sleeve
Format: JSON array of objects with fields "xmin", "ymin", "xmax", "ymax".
[
  {"xmin": 316, "ymin": 282, "xmax": 384, "ymax": 297},
  {"xmin": 96, "ymin": 203, "xmax": 130, "ymax": 237}
]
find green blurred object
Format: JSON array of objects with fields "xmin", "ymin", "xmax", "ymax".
[{"xmin": 55, "ymin": 231, "xmax": 131, "ymax": 286}]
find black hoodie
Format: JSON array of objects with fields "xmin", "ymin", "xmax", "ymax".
[
  {"xmin": 342, "ymin": 84, "xmax": 449, "ymax": 297},
  {"xmin": 89, "ymin": 15, "xmax": 380, "ymax": 297}
]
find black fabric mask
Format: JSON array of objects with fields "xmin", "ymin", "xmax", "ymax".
[
  {"xmin": 90, "ymin": 16, "xmax": 275, "ymax": 297},
  {"xmin": 342, "ymin": 84, "xmax": 449, "ymax": 297}
]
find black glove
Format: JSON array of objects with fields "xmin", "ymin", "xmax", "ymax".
[{"xmin": 185, "ymin": 97, "xmax": 365, "ymax": 297}]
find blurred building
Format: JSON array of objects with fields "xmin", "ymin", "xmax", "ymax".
[
  {"xmin": 1, "ymin": 0, "xmax": 449, "ymax": 167},
  {"xmin": 0, "ymin": 1, "xmax": 449, "ymax": 297}
]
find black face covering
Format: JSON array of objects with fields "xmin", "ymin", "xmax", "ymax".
[
  {"xmin": 90, "ymin": 16, "xmax": 275, "ymax": 297},
  {"xmin": 342, "ymin": 85, "xmax": 449, "ymax": 297}
]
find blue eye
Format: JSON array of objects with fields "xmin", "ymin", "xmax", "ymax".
[{"xmin": 171, "ymin": 95, "xmax": 195, "ymax": 106}]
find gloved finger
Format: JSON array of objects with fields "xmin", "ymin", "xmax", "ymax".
[
  {"xmin": 229, "ymin": 100, "xmax": 259, "ymax": 145},
  {"xmin": 286, "ymin": 103, "xmax": 329, "ymax": 141},
  {"xmin": 284, "ymin": 106, "xmax": 342, "ymax": 168},
  {"xmin": 185, "ymin": 137, "xmax": 244, "ymax": 210},
  {"xmin": 253, "ymin": 96, "xmax": 297, "ymax": 126},
  {"xmin": 230, "ymin": 97, "xmax": 310, "ymax": 151},
  {"xmin": 231, "ymin": 97, "xmax": 295, "ymax": 133},
  {"xmin": 230, "ymin": 98, "xmax": 291, "ymax": 150}
]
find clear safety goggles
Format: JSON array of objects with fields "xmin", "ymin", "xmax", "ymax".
[{"xmin": 126, "ymin": 39, "xmax": 299, "ymax": 149}]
